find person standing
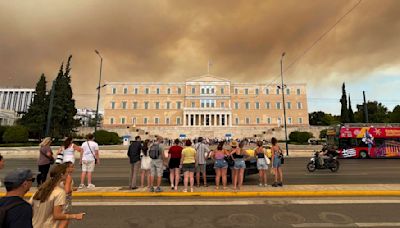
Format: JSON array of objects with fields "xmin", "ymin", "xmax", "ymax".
[
  {"xmin": 59, "ymin": 162, "xmax": 77, "ymax": 228},
  {"xmin": 271, "ymin": 137, "xmax": 284, "ymax": 187},
  {"xmin": 230, "ymin": 141, "xmax": 248, "ymax": 191},
  {"xmin": 194, "ymin": 137, "xmax": 210, "ymax": 187},
  {"xmin": 210, "ymin": 141, "xmax": 229, "ymax": 190},
  {"xmin": 59, "ymin": 137, "xmax": 82, "ymax": 165},
  {"xmin": 149, "ymin": 136, "xmax": 165, "ymax": 193},
  {"xmin": 180, "ymin": 139, "xmax": 196, "ymax": 192},
  {"xmin": 0, "ymin": 153, "xmax": 4, "ymax": 170},
  {"xmin": 31, "ymin": 164, "xmax": 85, "ymax": 228},
  {"xmin": 254, "ymin": 141, "xmax": 268, "ymax": 187},
  {"xmin": 140, "ymin": 139, "xmax": 151, "ymax": 189},
  {"xmin": 168, "ymin": 138, "xmax": 183, "ymax": 191},
  {"xmin": 79, "ymin": 134, "xmax": 99, "ymax": 189},
  {"xmin": 37, "ymin": 137, "xmax": 54, "ymax": 187},
  {"xmin": 0, "ymin": 169, "xmax": 34, "ymax": 228},
  {"xmin": 127, "ymin": 136, "xmax": 142, "ymax": 190}
]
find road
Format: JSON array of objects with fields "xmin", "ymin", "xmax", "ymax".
[
  {"xmin": 2, "ymin": 158, "xmax": 400, "ymax": 186},
  {"xmin": 68, "ymin": 197, "xmax": 400, "ymax": 228}
]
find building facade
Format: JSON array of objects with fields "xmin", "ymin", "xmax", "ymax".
[
  {"xmin": 103, "ymin": 75, "xmax": 309, "ymax": 138},
  {"xmin": 0, "ymin": 88, "xmax": 35, "ymax": 114}
]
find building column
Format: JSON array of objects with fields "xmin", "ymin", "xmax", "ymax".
[
  {"xmin": 183, "ymin": 114, "xmax": 187, "ymax": 126},
  {"xmin": 203, "ymin": 114, "xmax": 206, "ymax": 126},
  {"xmin": 224, "ymin": 114, "xmax": 227, "ymax": 126},
  {"xmin": 214, "ymin": 114, "xmax": 217, "ymax": 126},
  {"xmin": 229, "ymin": 114, "xmax": 233, "ymax": 126}
]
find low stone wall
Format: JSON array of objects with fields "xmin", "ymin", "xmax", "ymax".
[{"xmin": 78, "ymin": 125, "xmax": 328, "ymax": 140}]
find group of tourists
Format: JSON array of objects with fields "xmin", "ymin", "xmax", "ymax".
[{"xmin": 128, "ymin": 136, "xmax": 285, "ymax": 192}]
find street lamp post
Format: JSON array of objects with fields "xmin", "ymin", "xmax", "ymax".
[
  {"xmin": 280, "ymin": 52, "xmax": 289, "ymax": 156},
  {"xmin": 94, "ymin": 50, "xmax": 103, "ymax": 133}
]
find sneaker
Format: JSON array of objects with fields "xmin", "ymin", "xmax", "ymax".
[
  {"xmin": 190, "ymin": 188, "xmax": 194, "ymax": 192},
  {"xmin": 258, "ymin": 183, "xmax": 263, "ymax": 187},
  {"xmin": 87, "ymin": 184, "xmax": 95, "ymax": 189},
  {"xmin": 272, "ymin": 182, "xmax": 278, "ymax": 187},
  {"xmin": 183, "ymin": 189, "xmax": 187, "ymax": 193},
  {"xmin": 171, "ymin": 185, "xmax": 174, "ymax": 190},
  {"xmin": 149, "ymin": 187, "xmax": 155, "ymax": 192},
  {"xmin": 78, "ymin": 184, "xmax": 85, "ymax": 189},
  {"xmin": 278, "ymin": 182, "xmax": 283, "ymax": 187},
  {"xmin": 155, "ymin": 187, "xmax": 162, "ymax": 193}
]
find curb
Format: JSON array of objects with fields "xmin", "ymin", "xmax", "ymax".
[{"xmin": 5, "ymin": 190, "xmax": 400, "ymax": 198}]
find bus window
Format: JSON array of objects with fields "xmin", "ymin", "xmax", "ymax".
[
  {"xmin": 374, "ymin": 138, "xmax": 384, "ymax": 147},
  {"xmin": 357, "ymin": 138, "xmax": 368, "ymax": 147},
  {"xmin": 339, "ymin": 138, "xmax": 355, "ymax": 149}
]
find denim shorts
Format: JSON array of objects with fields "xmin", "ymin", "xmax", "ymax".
[
  {"xmin": 182, "ymin": 163, "xmax": 195, "ymax": 172},
  {"xmin": 233, "ymin": 158, "xmax": 246, "ymax": 169},
  {"xmin": 257, "ymin": 158, "xmax": 268, "ymax": 170},
  {"xmin": 214, "ymin": 159, "xmax": 228, "ymax": 169},
  {"xmin": 272, "ymin": 155, "xmax": 282, "ymax": 168}
]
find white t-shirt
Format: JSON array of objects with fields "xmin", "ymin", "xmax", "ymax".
[
  {"xmin": 31, "ymin": 186, "xmax": 66, "ymax": 228},
  {"xmin": 81, "ymin": 141, "xmax": 99, "ymax": 161}
]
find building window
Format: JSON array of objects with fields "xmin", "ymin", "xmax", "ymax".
[
  {"xmin": 177, "ymin": 88, "xmax": 182, "ymax": 94},
  {"xmin": 287, "ymin": 102, "xmax": 291, "ymax": 109},
  {"xmin": 112, "ymin": 88, "xmax": 116, "ymax": 94},
  {"xmin": 235, "ymin": 102, "xmax": 239, "ymax": 109},
  {"xmin": 265, "ymin": 88, "xmax": 269, "ymax": 95},
  {"xmin": 201, "ymin": 88, "xmax": 205, "ymax": 94},
  {"xmin": 201, "ymin": 101, "xmax": 205, "ymax": 108},
  {"xmin": 245, "ymin": 102, "xmax": 250, "ymax": 109},
  {"xmin": 298, "ymin": 117, "xmax": 303, "ymax": 124},
  {"xmin": 110, "ymin": 101, "xmax": 115, "ymax": 109},
  {"xmin": 110, "ymin": 118, "xmax": 114, "ymax": 125},
  {"xmin": 134, "ymin": 88, "xmax": 138, "ymax": 94},
  {"xmin": 267, "ymin": 117, "xmax": 271, "ymax": 124},
  {"xmin": 121, "ymin": 117, "xmax": 126, "ymax": 124},
  {"xmin": 167, "ymin": 88, "xmax": 171, "ymax": 94},
  {"xmin": 211, "ymin": 102, "xmax": 215, "ymax": 108},
  {"xmin": 276, "ymin": 88, "xmax": 280, "ymax": 95},
  {"xmin": 235, "ymin": 88, "xmax": 238, "ymax": 95},
  {"xmin": 155, "ymin": 102, "xmax": 160, "ymax": 109},
  {"xmin": 245, "ymin": 88, "xmax": 249, "ymax": 95},
  {"xmin": 286, "ymin": 88, "xmax": 290, "ymax": 95},
  {"xmin": 192, "ymin": 87, "xmax": 195, "ymax": 94},
  {"xmin": 297, "ymin": 88, "xmax": 301, "ymax": 95},
  {"xmin": 256, "ymin": 117, "xmax": 260, "ymax": 124},
  {"xmin": 144, "ymin": 117, "xmax": 148, "ymax": 124},
  {"xmin": 156, "ymin": 88, "xmax": 160, "ymax": 94},
  {"xmin": 144, "ymin": 102, "xmax": 149, "ymax": 109},
  {"xmin": 246, "ymin": 118, "xmax": 250, "ymax": 124},
  {"xmin": 277, "ymin": 117, "xmax": 282, "ymax": 126},
  {"xmin": 123, "ymin": 88, "xmax": 128, "ymax": 94},
  {"xmin": 221, "ymin": 88, "xmax": 224, "ymax": 94},
  {"xmin": 297, "ymin": 102, "xmax": 302, "ymax": 109},
  {"xmin": 155, "ymin": 117, "xmax": 159, "ymax": 124},
  {"xmin": 176, "ymin": 117, "xmax": 181, "ymax": 125},
  {"xmin": 276, "ymin": 102, "xmax": 281, "ymax": 109},
  {"xmin": 145, "ymin": 88, "xmax": 149, "ymax": 94},
  {"xmin": 191, "ymin": 102, "xmax": 195, "ymax": 108},
  {"xmin": 166, "ymin": 118, "xmax": 170, "ymax": 125},
  {"xmin": 255, "ymin": 88, "xmax": 259, "ymax": 95},
  {"xmin": 122, "ymin": 101, "xmax": 127, "ymax": 109},
  {"xmin": 166, "ymin": 102, "xmax": 170, "ymax": 109},
  {"xmin": 133, "ymin": 102, "xmax": 138, "ymax": 109},
  {"xmin": 235, "ymin": 118, "xmax": 239, "ymax": 125},
  {"xmin": 288, "ymin": 117, "xmax": 292, "ymax": 124},
  {"xmin": 132, "ymin": 117, "xmax": 136, "ymax": 125},
  {"xmin": 265, "ymin": 102, "xmax": 270, "ymax": 109},
  {"xmin": 176, "ymin": 101, "xmax": 181, "ymax": 109},
  {"xmin": 221, "ymin": 102, "xmax": 225, "ymax": 108},
  {"xmin": 255, "ymin": 102, "xmax": 260, "ymax": 109}
]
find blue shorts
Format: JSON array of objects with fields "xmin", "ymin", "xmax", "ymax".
[
  {"xmin": 272, "ymin": 156, "xmax": 282, "ymax": 168},
  {"xmin": 233, "ymin": 159, "xmax": 246, "ymax": 169},
  {"xmin": 214, "ymin": 159, "xmax": 228, "ymax": 169},
  {"xmin": 257, "ymin": 158, "xmax": 268, "ymax": 170}
]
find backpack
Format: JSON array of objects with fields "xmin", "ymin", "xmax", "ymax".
[
  {"xmin": 148, "ymin": 143, "xmax": 160, "ymax": 159},
  {"xmin": 0, "ymin": 200, "xmax": 26, "ymax": 227}
]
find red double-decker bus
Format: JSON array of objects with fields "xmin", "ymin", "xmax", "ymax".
[{"xmin": 327, "ymin": 124, "xmax": 400, "ymax": 158}]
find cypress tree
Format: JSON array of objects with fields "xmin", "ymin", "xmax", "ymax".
[
  {"xmin": 340, "ymin": 83, "xmax": 350, "ymax": 123},
  {"xmin": 348, "ymin": 94, "xmax": 355, "ymax": 123},
  {"xmin": 20, "ymin": 74, "xmax": 49, "ymax": 139}
]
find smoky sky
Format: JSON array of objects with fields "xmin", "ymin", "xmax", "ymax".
[{"xmin": 0, "ymin": 0, "xmax": 399, "ymax": 108}]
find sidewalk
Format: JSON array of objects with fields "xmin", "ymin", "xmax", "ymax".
[{"xmin": 3, "ymin": 184, "xmax": 400, "ymax": 197}]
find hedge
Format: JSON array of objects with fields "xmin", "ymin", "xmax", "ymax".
[
  {"xmin": 2, "ymin": 126, "xmax": 29, "ymax": 143},
  {"xmin": 94, "ymin": 130, "xmax": 121, "ymax": 145},
  {"xmin": 289, "ymin": 131, "xmax": 313, "ymax": 144}
]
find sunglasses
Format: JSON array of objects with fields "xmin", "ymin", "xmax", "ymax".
[{"xmin": 26, "ymin": 178, "xmax": 35, "ymax": 182}]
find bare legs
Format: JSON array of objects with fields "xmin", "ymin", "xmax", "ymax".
[
  {"xmin": 258, "ymin": 169, "xmax": 267, "ymax": 186},
  {"xmin": 215, "ymin": 168, "xmax": 228, "ymax": 189},
  {"xmin": 183, "ymin": 171, "xmax": 194, "ymax": 192},
  {"xmin": 169, "ymin": 168, "xmax": 180, "ymax": 190},
  {"xmin": 140, "ymin": 169, "xmax": 150, "ymax": 188}
]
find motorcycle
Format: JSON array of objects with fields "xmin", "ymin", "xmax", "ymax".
[{"xmin": 307, "ymin": 150, "xmax": 340, "ymax": 172}]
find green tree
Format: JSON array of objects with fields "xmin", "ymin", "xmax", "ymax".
[
  {"xmin": 2, "ymin": 126, "xmax": 29, "ymax": 143},
  {"xmin": 319, "ymin": 129, "xmax": 328, "ymax": 139},
  {"xmin": 354, "ymin": 101, "xmax": 389, "ymax": 123},
  {"xmin": 340, "ymin": 83, "xmax": 349, "ymax": 123},
  {"xmin": 20, "ymin": 74, "xmax": 49, "ymax": 139},
  {"xmin": 49, "ymin": 56, "xmax": 80, "ymax": 138},
  {"xmin": 389, "ymin": 105, "xmax": 400, "ymax": 123},
  {"xmin": 309, "ymin": 111, "xmax": 337, "ymax": 126},
  {"xmin": 348, "ymin": 95, "xmax": 355, "ymax": 123}
]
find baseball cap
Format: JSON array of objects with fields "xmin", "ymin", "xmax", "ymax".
[{"xmin": 4, "ymin": 168, "xmax": 35, "ymax": 189}]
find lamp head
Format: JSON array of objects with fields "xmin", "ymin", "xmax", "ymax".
[
  {"xmin": 282, "ymin": 52, "xmax": 286, "ymax": 57},
  {"xmin": 95, "ymin": 50, "xmax": 99, "ymax": 54}
]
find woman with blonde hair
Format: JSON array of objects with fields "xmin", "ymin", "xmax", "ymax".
[
  {"xmin": 31, "ymin": 164, "xmax": 85, "ymax": 228},
  {"xmin": 37, "ymin": 137, "xmax": 54, "ymax": 186},
  {"xmin": 230, "ymin": 141, "xmax": 248, "ymax": 191}
]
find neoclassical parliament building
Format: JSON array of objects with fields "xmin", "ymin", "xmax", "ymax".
[{"xmin": 103, "ymin": 75, "xmax": 309, "ymax": 139}]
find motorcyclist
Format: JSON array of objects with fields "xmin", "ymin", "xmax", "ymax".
[{"xmin": 318, "ymin": 147, "xmax": 329, "ymax": 167}]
